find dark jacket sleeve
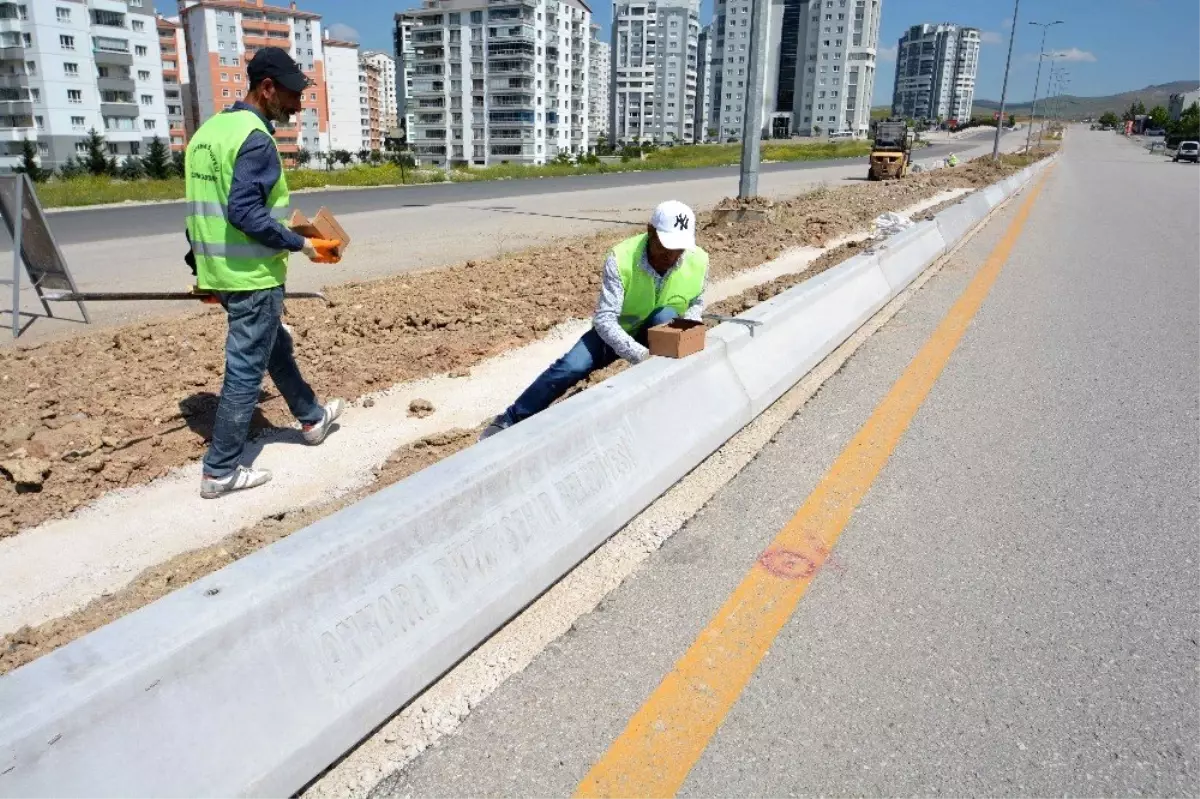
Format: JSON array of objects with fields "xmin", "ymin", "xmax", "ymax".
[{"xmin": 226, "ymin": 130, "xmax": 306, "ymax": 252}]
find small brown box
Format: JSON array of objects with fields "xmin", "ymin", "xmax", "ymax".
[
  {"xmin": 288, "ymin": 206, "xmax": 351, "ymax": 257},
  {"xmin": 647, "ymin": 319, "xmax": 706, "ymax": 358}
]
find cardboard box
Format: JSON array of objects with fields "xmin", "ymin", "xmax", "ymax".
[
  {"xmin": 287, "ymin": 207, "xmax": 351, "ymax": 258},
  {"xmin": 647, "ymin": 319, "xmax": 706, "ymax": 358}
]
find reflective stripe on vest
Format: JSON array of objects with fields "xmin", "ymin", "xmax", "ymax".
[
  {"xmin": 186, "ymin": 200, "xmax": 292, "ymax": 221},
  {"xmin": 611, "ymin": 233, "xmax": 708, "ymax": 333},
  {"xmin": 185, "ymin": 109, "xmax": 291, "ymax": 292}
]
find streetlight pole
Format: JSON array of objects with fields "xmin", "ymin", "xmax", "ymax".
[
  {"xmin": 992, "ymin": 0, "xmax": 1020, "ymax": 159},
  {"xmin": 1036, "ymin": 54, "xmax": 1058, "ymax": 148},
  {"xmin": 1025, "ymin": 20, "xmax": 1063, "ymax": 153},
  {"xmin": 738, "ymin": 0, "xmax": 768, "ymax": 198}
]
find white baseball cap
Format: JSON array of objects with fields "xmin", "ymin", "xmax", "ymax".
[{"xmin": 650, "ymin": 200, "xmax": 697, "ymax": 251}]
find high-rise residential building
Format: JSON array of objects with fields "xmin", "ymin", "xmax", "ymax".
[
  {"xmin": 323, "ymin": 34, "xmax": 361, "ymax": 152},
  {"xmin": 712, "ymin": 0, "xmax": 881, "ymax": 141},
  {"xmin": 891, "ymin": 23, "xmax": 979, "ymax": 122},
  {"xmin": 395, "ymin": 0, "xmax": 591, "ymax": 168},
  {"xmin": 3, "ymin": 0, "xmax": 170, "ymax": 172},
  {"xmin": 358, "ymin": 53, "xmax": 384, "ymax": 151},
  {"xmin": 587, "ymin": 22, "xmax": 609, "ymax": 145},
  {"xmin": 180, "ymin": 0, "xmax": 329, "ymax": 159},
  {"xmin": 694, "ymin": 22, "xmax": 714, "ymax": 141},
  {"xmin": 610, "ymin": 0, "xmax": 700, "ymax": 144},
  {"xmin": 393, "ymin": 15, "xmax": 416, "ymax": 140},
  {"xmin": 361, "ymin": 50, "xmax": 398, "ymax": 132},
  {"xmin": 156, "ymin": 14, "xmax": 191, "ymax": 151}
]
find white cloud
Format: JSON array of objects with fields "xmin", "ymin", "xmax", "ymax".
[
  {"xmin": 980, "ymin": 31, "xmax": 1004, "ymax": 45},
  {"xmin": 1054, "ymin": 47, "xmax": 1097, "ymax": 62},
  {"xmin": 1002, "ymin": 17, "xmax": 1013, "ymax": 29},
  {"xmin": 327, "ymin": 23, "xmax": 360, "ymax": 43},
  {"xmin": 878, "ymin": 44, "xmax": 898, "ymax": 62}
]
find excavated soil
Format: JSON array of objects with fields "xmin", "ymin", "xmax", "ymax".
[{"xmin": 0, "ymin": 157, "xmax": 1036, "ymax": 537}]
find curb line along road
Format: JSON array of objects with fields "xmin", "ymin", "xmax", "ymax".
[{"xmin": 575, "ymin": 167, "xmax": 1055, "ymax": 799}]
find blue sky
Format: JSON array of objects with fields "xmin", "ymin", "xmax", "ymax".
[{"xmin": 156, "ymin": 0, "xmax": 1199, "ymax": 103}]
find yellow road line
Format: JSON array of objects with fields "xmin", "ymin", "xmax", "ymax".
[{"xmin": 575, "ymin": 167, "xmax": 1053, "ymax": 799}]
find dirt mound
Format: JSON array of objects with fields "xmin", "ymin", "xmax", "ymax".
[{"xmin": 0, "ymin": 157, "xmax": 1036, "ymax": 537}]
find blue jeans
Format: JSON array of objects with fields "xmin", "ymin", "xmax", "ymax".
[
  {"xmin": 501, "ymin": 307, "xmax": 679, "ymax": 425},
  {"xmin": 203, "ymin": 286, "xmax": 323, "ymax": 477}
]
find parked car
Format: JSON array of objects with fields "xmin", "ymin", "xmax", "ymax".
[
  {"xmin": 1145, "ymin": 128, "xmax": 1166, "ymax": 137},
  {"xmin": 1174, "ymin": 141, "xmax": 1199, "ymax": 163},
  {"xmin": 829, "ymin": 130, "xmax": 855, "ymax": 140}
]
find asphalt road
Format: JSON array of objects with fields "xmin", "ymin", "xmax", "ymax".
[
  {"xmin": 368, "ymin": 130, "xmax": 1199, "ymax": 796},
  {"xmin": 45, "ymin": 138, "xmax": 976, "ymax": 247}
]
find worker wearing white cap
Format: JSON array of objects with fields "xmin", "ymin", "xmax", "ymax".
[{"xmin": 481, "ymin": 200, "xmax": 708, "ymax": 439}]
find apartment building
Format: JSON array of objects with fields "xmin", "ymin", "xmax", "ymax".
[
  {"xmin": 1167, "ymin": 88, "xmax": 1200, "ymax": 121},
  {"xmin": 610, "ymin": 0, "xmax": 700, "ymax": 144},
  {"xmin": 358, "ymin": 54, "xmax": 383, "ymax": 150},
  {"xmin": 393, "ymin": 15, "xmax": 415, "ymax": 139},
  {"xmin": 180, "ymin": 0, "xmax": 328, "ymax": 158},
  {"xmin": 156, "ymin": 14, "xmax": 190, "ymax": 150},
  {"xmin": 361, "ymin": 50, "xmax": 397, "ymax": 132},
  {"xmin": 323, "ymin": 34, "xmax": 360, "ymax": 152},
  {"xmin": 0, "ymin": 0, "xmax": 170, "ymax": 172},
  {"xmin": 891, "ymin": 22, "xmax": 979, "ymax": 122},
  {"xmin": 694, "ymin": 21, "xmax": 713, "ymax": 141},
  {"xmin": 395, "ymin": 0, "xmax": 591, "ymax": 168},
  {"xmin": 586, "ymin": 22, "xmax": 608, "ymax": 144},
  {"xmin": 712, "ymin": 0, "xmax": 881, "ymax": 141}
]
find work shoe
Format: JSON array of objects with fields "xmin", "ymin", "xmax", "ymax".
[
  {"xmin": 200, "ymin": 465, "xmax": 272, "ymax": 499},
  {"xmin": 478, "ymin": 415, "xmax": 511, "ymax": 441},
  {"xmin": 302, "ymin": 399, "xmax": 346, "ymax": 445}
]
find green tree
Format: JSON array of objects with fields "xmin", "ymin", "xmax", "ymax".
[
  {"xmin": 84, "ymin": 128, "xmax": 109, "ymax": 176},
  {"xmin": 58, "ymin": 156, "xmax": 85, "ymax": 180},
  {"xmin": 170, "ymin": 149, "xmax": 186, "ymax": 178},
  {"xmin": 334, "ymin": 149, "xmax": 353, "ymax": 167},
  {"xmin": 1124, "ymin": 100, "xmax": 1146, "ymax": 121},
  {"xmin": 1169, "ymin": 101, "xmax": 1200, "ymax": 140},
  {"xmin": 369, "ymin": 149, "xmax": 383, "ymax": 165},
  {"xmin": 106, "ymin": 154, "xmax": 119, "ymax": 176},
  {"xmin": 356, "ymin": 148, "xmax": 370, "ymax": 164},
  {"xmin": 294, "ymin": 147, "xmax": 312, "ymax": 168},
  {"xmin": 1148, "ymin": 105, "xmax": 1170, "ymax": 130},
  {"xmin": 1007, "ymin": 113, "xmax": 1016, "ymax": 128},
  {"xmin": 324, "ymin": 150, "xmax": 337, "ymax": 170},
  {"xmin": 143, "ymin": 135, "xmax": 170, "ymax": 179},
  {"xmin": 14, "ymin": 138, "xmax": 44, "ymax": 182},
  {"xmin": 118, "ymin": 155, "xmax": 144, "ymax": 180},
  {"xmin": 1098, "ymin": 111, "xmax": 1120, "ymax": 128},
  {"xmin": 812, "ymin": 124, "xmax": 822, "ymax": 137}
]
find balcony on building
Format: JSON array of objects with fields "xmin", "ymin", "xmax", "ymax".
[
  {"xmin": 90, "ymin": 7, "xmax": 126, "ymax": 30},
  {"xmin": 93, "ymin": 36, "xmax": 133, "ymax": 66},
  {"xmin": 489, "ymin": 24, "xmax": 535, "ymax": 43}
]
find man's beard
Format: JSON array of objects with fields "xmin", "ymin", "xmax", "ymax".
[{"xmin": 264, "ymin": 97, "xmax": 293, "ymax": 124}]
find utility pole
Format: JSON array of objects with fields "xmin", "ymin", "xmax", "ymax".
[
  {"xmin": 738, "ymin": 0, "xmax": 768, "ymax": 199},
  {"xmin": 992, "ymin": 0, "xmax": 1020, "ymax": 159},
  {"xmin": 1025, "ymin": 20, "xmax": 1063, "ymax": 153}
]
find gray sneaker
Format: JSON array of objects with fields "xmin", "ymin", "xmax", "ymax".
[
  {"xmin": 200, "ymin": 465, "xmax": 272, "ymax": 499},
  {"xmin": 478, "ymin": 415, "xmax": 511, "ymax": 441},
  {"xmin": 302, "ymin": 399, "xmax": 346, "ymax": 445}
]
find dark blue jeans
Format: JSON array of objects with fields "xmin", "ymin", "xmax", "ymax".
[
  {"xmin": 501, "ymin": 307, "xmax": 679, "ymax": 425},
  {"xmin": 202, "ymin": 286, "xmax": 323, "ymax": 478}
]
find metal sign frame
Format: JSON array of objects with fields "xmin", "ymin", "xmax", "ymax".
[{"xmin": 0, "ymin": 173, "xmax": 88, "ymax": 338}]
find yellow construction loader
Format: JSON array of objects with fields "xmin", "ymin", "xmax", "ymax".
[{"xmin": 868, "ymin": 118, "xmax": 913, "ymax": 180}]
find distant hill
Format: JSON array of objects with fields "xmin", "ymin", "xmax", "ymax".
[
  {"xmin": 873, "ymin": 81, "xmax": 1200, "ymax": 121},
  {"xmin": 974, "ymin": 81, "xmax": 1199, "ymax": 120}
]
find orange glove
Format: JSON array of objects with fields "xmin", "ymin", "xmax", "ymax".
[{"xmin": 302, "ymin": 238, "xmax": 342, "ymax": 264}]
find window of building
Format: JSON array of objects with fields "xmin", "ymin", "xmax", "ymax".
[
  {"xmin": 56, "ymin": 6, "xmax": 70, "ymax": 21},
  {"xmin": 22, "ymin": 33, "xmax": 31, "ymax": 47},
  {"xmin": 219, "ymin": 55, "xmax": 228, "ymax": 66},
  {"xmin": 75, "ymin": 141, "xmax": 88, "ymax": 154},
  {"xmin": 132, "ymin": 19, "xmax": 144, "ymax": 31},
  {"xmin": 64, "ymin": 62, "xmax": 79, "ymax": 76},
  {"xmin": 140, "ymin": 93, "xmax": 152, "ymax": 105},
  {"xmin": 107, "ymin": 142, "xmax": 118, "ymax": 154},
  {"xmin": 135, "ymin": 45, "xmax": 148, "ymax": 56},
  {"xmin": 60, "ymin": 35, "xmax": 75, "ymax": 50},
  {"xmin": 70, "ymin": 115, "xmax": 85, "ymax": 128},
  {"xmin": 309, "ymin": 92, "xmax": 317, "ymax": 101},
  {"xmin": 29, "ymin": 87, "xmax": 38, "ymax": 101},
  {"xmin": 144, "ymin": 119, "xmax": 156, "ymax": 130},
  {"xmin": 222, "ymin": 88, "xmax": 230, "ymax": 97}
]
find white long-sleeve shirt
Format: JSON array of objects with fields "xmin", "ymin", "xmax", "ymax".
[{"xmin": 592, "ymin": 249, "xmax": 706, "ymax": 364}]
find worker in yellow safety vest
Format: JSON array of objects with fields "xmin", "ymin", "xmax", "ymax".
[
  {"xmin": 185, "ymin": 47, "xmax": 344, "ymax": 499},
  {"xmin": 480, "ymin": 200, "xmax": 709, "ymax": 439}
]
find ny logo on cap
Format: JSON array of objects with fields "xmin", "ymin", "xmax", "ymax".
[{"xmin": 674, "ymin": 213, "xmax": 690, "ymax": 231}]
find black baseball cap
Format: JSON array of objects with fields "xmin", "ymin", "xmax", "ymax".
[{"xmin": 247, "ymin": 47, "xmax": 311, "ymax": 93}]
